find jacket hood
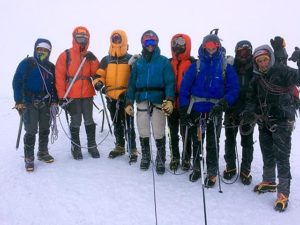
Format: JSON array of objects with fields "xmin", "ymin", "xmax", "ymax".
[
  {"xmin": 34, "ymin": 38, "xmax": 52, "ymax": 62},
  {"xmin": 171, "ymin": 33, "xmax": 191, "ymax": 61},
  {"xmin": 253, "ymin": 44, "xmax": 275, "ymax": 74},
  {"xmin": 72, "ymin": 26, "xmax": 90, "ymax": 52},
  {"xmin": 109, "ymin": 29, "xmax": 128, "ymax": 57}
]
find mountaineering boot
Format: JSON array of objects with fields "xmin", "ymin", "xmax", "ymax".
[
  {"xmin": 38, "ymin": 129, "xmax": 53, "ymax": 163},
  {"xmin": 169, "ymin": 158, "xmax": 180, "ymax": 171},
  {"xmin": 24, "ymin": 133, "xmax": 35, "ymax": 172},
  {"xmin": 223, "ymin": 167, "xmax": 237, "ymax": 180},
  {"xmin": 205, "ymin": 175, "xmax": 217, "ymax": 188},
  {"xmin": 155, "ymin": 137, "xmax": 166, "ymax": 175},
  {"xmin": 37, "ymin": 150, "xmax": 54, "ymax": 163},
  {"xmin": 253, "ymin": 181, "xmax": 277, "ymax": 193},
  {"xmin": 70, "ymin": 127, "xmax": 83, "ymax": 160},
  {"xmin": 109, "ymin": 146, "xmax": 125, "ymax": 158},
  {"xmin": 140, "ymin": 137, "xmax": 151, "ymax": 170},
  {"xmin": 181, "ymin": 159, "xmax": 191, "ymax": 171},
  {"xmin": 129, "ymin": 148, "xmax": 138, "ymax": 164},
  {"xmin": 240, "ymin": 170, "xmax": 252, "ymax": 185},
  {"xmin": 274, "ymin": 193, "xmax": 289, "ymax": 212},
  {"xmin": 25, "ymin": 156, "xmax": 34, "ymax": 172},
  {"xmin": 85, "ymin": 124, "xmax": 100, "ymax": 158},
  {"xmin": 189, "ymin": 169, "xmax": 201, "ymax": 182}
]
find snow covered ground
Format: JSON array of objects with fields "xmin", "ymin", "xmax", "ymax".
[{"xmin": 0, "ymin": 93, "xmax": 299, "ymax": 225}]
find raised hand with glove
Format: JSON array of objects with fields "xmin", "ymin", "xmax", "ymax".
[
  {"xmin": 161, "ymin": 100, "xmax": 174, "ymax": 116},
  {"xmin": 209, "ymin": 98, "xmax": 228, "ymax": 119},
  {"xmin": 125, "ymin": 104, "xmax": 134, "ymax": 117},
  {"xmin": 270, "ymin": 36, "xmax": 288, "ymax": 65}
]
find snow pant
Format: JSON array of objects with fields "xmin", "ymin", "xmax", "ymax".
[
  {"xmin": 67, "ymin": 98, "xmax": 96, "ymax": 150},
  {"xmin": 136, "ymin": 101, "xmax": 166, "ymax": 162},
  {"xmin": 258, "ymin": 119, "xmax": 294, "ymax": 197},
  {"xmin": 224, "ymin": 112, "xmax": 254, "ymax": 172},
  {"xmin": 23, "ymin": 101, "xmax": 51, "ymax": 159},
  {"xmin": 136, "ymin": 101, "xmax": 165, "ymax": 139},
  {"xmin": 189, "ymin": 124, "xmax": 205, "ymax": 170},
  {"xmin": 206, "ymin": 114, "xmax": 222, "ymax": 176},
  {"xmin": 167, "ymin": 108, "xmax": 191, "ymax": 160},
  {"xmin": 106, "ymin": 97, "xmax": 136, "ymax": 150}
]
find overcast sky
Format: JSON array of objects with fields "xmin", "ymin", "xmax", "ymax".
[{"xmin": 1, "ymin": 0, "xmax": 299, "ymax": 96}]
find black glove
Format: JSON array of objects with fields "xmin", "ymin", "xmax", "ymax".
[
  {"xmin": 179, "ymin": 107, "xmax": 194, "ymax": 128},
  {"xmin": 58, "ymin": 99, "xmax": 69, "ymax": 110},
  {"xmin": 270, "ymin": 36, "xmax": 285, "ymax": 50},
  {"xmin": 85, "ymin": 51, "xmax": 97, "ymax": 61},
  {"xmin": 288, "ymin": 47, "xmax": 300, "ymax": 64},
  {"xmin": 270, "ymin": 36, "xmax": 288, "ymax": 64},
  {"xmin": 240, "ymin": 111, "xmax": 256, "ymax": 125},
  {"xmin": 94, "ymin": 82, "xmax": 104, "ymax": 91},
  {"xmin": 209, "ymin": 98, "xmax": 228, "ymax": 119}
]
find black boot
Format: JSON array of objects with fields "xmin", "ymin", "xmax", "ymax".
[
  {"xmin": 70, "ymin": 127, "xmax": 83, "ymax": 160},
  {"xmin": 24, "ymin": 133, "xmax": 35, "ymax": 172},
  {"xmin": 85, "ymin": 124, "xmax": 100, "ymax": 158},
  {"xmin": 155, "ymin": 137, "xmax": 166, "ymax": 175},
  {"xmin": 140, "ymin": 137, "xmax": 150, "ymax": 170}
]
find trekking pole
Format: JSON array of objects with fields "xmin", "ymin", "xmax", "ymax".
[
  {"xmin": 99, "ymin": 87, "xmax": 112, "ymax": 135},
  {"xmin": 197, "ymin": 118, "xmax": 208, "ymax": 225},
  {"xmin": 213, "ymin": 116, "xmax": 223, "ymax": 193},
  {"xmin": 15, "ymin": 113, "xmax": 23, "ymax": 150}
]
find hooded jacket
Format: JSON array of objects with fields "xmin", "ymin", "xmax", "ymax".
[
  {"xmin": 245, "ymin": 44, "xmax": 300, "ymax": 120},
  {"xmin": 93, "ymin": 30, "xmax": 132, "ymax": 100},
  {"xmin": 126, "ymin": 46, "xmax": 175, "ymax": 105},
  {"xmin": 179, "ymin": 42, "xmax": 239, "ymax": 113},
  {"xmin": 13, "ymin": 38, "xmax": 57, "ymax": 104},
  {"xmin": 170, "ymin": 34, "xmax": 195, "ymax": 108},
  {"xmin": 55, "ymin": 26, "xmax": 99, "ymax": 99}
]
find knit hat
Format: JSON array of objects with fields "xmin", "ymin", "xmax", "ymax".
[{"xmin": 253, "ymin": 49, "xmax": 270, "ymax": 62}]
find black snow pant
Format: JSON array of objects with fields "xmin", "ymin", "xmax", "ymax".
[
  {"xmin": 258, "ymin": 119, "xmax": 294, "ymax": 197},
  {"xmin": 224, "ymin": 113, "xmax": 254, "ymax": 172},
  {"xmin": 106, "ymin": 97, "xmax": 136, "ymax": 151}
]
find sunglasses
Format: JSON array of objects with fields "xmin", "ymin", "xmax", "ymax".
[
  {"xmin": 112, "ymin": 34, "xmax": 122, "ymax": 44},
  {"xmin": 75, "ymin": 33, "xmax": 88, "ymax": 44},
  {"xmin": 144, "ymin": 39, "xmax": 157, "ymax": 47},
  {"xmin": 171, "ymin": 36, "xmax": 185, "ymax": 48}
]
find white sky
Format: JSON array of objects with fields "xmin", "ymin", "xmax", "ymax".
[{"xmin": 1, "ymin": 0, "xmax": 300, "ymax": 97}]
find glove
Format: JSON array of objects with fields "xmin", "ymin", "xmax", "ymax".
[
  {"xmin": 270, "ymin": 36, "xmax": 288, "ymax": 64},
  {"xmin": 209, "ymin": 98, "xmax": 228, "ymax": 119},
  {"xmin": 85, "ymin": 51, "xmax": 97, "ymax": 61},
  {"xmin": 288, "ymin": 47, "xmax": 300, "ymax": 64},
  {"xmin": 179, "ymin": 107, "xmax": 194, "ymax": 128},
  {"xmin": 161, "ymin": 100, "xmax": 174, "ymax": 116},
  {"xmin": 94, "ymin": 82, "xmax": 104, "ymax": 91},
  {"xmin": 15, "ymin": 103, "xmax": 25, "ymax": 114},
  {"xmin": 58, "ymin": 99, "xmax": 69, "ymax": 110},
  {"xmin": 270, "ymin": 36, "xmax": 286, "ymax": 50},
  {"xmin": 128, "ymin": 54, "xmax": 141, "ymax": 66},
  {"xmin": 125, "ymin": 104, "xmax": 134, "ymax": 116},
  {"xmin": 240, "ymin": 111, "xmax": 256, "ymax": 125}
]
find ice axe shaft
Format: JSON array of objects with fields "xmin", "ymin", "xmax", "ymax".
[{"xmin": 16, "ymin": 114, "xmax": 23, "ymax": 150}]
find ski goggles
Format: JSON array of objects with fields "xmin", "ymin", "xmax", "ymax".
[
  {"xmin": 204, "ymin": 41, "xmax": 220, "ymax": 49},
  {"xmin": 143, "ymin": 39, "xmax": 157, "ymax": 47},
  {"xmin": 111, "ymin": 33, "xmax": 122, "ymax": 44},
  {"xmin": 171, "ymin": 36, "xmax": 185, "ymax": 48}
]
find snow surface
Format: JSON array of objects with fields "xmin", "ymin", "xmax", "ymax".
[{"xmin": 0, "ymin": 93, "xmax": 300, "ymax": 225}]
